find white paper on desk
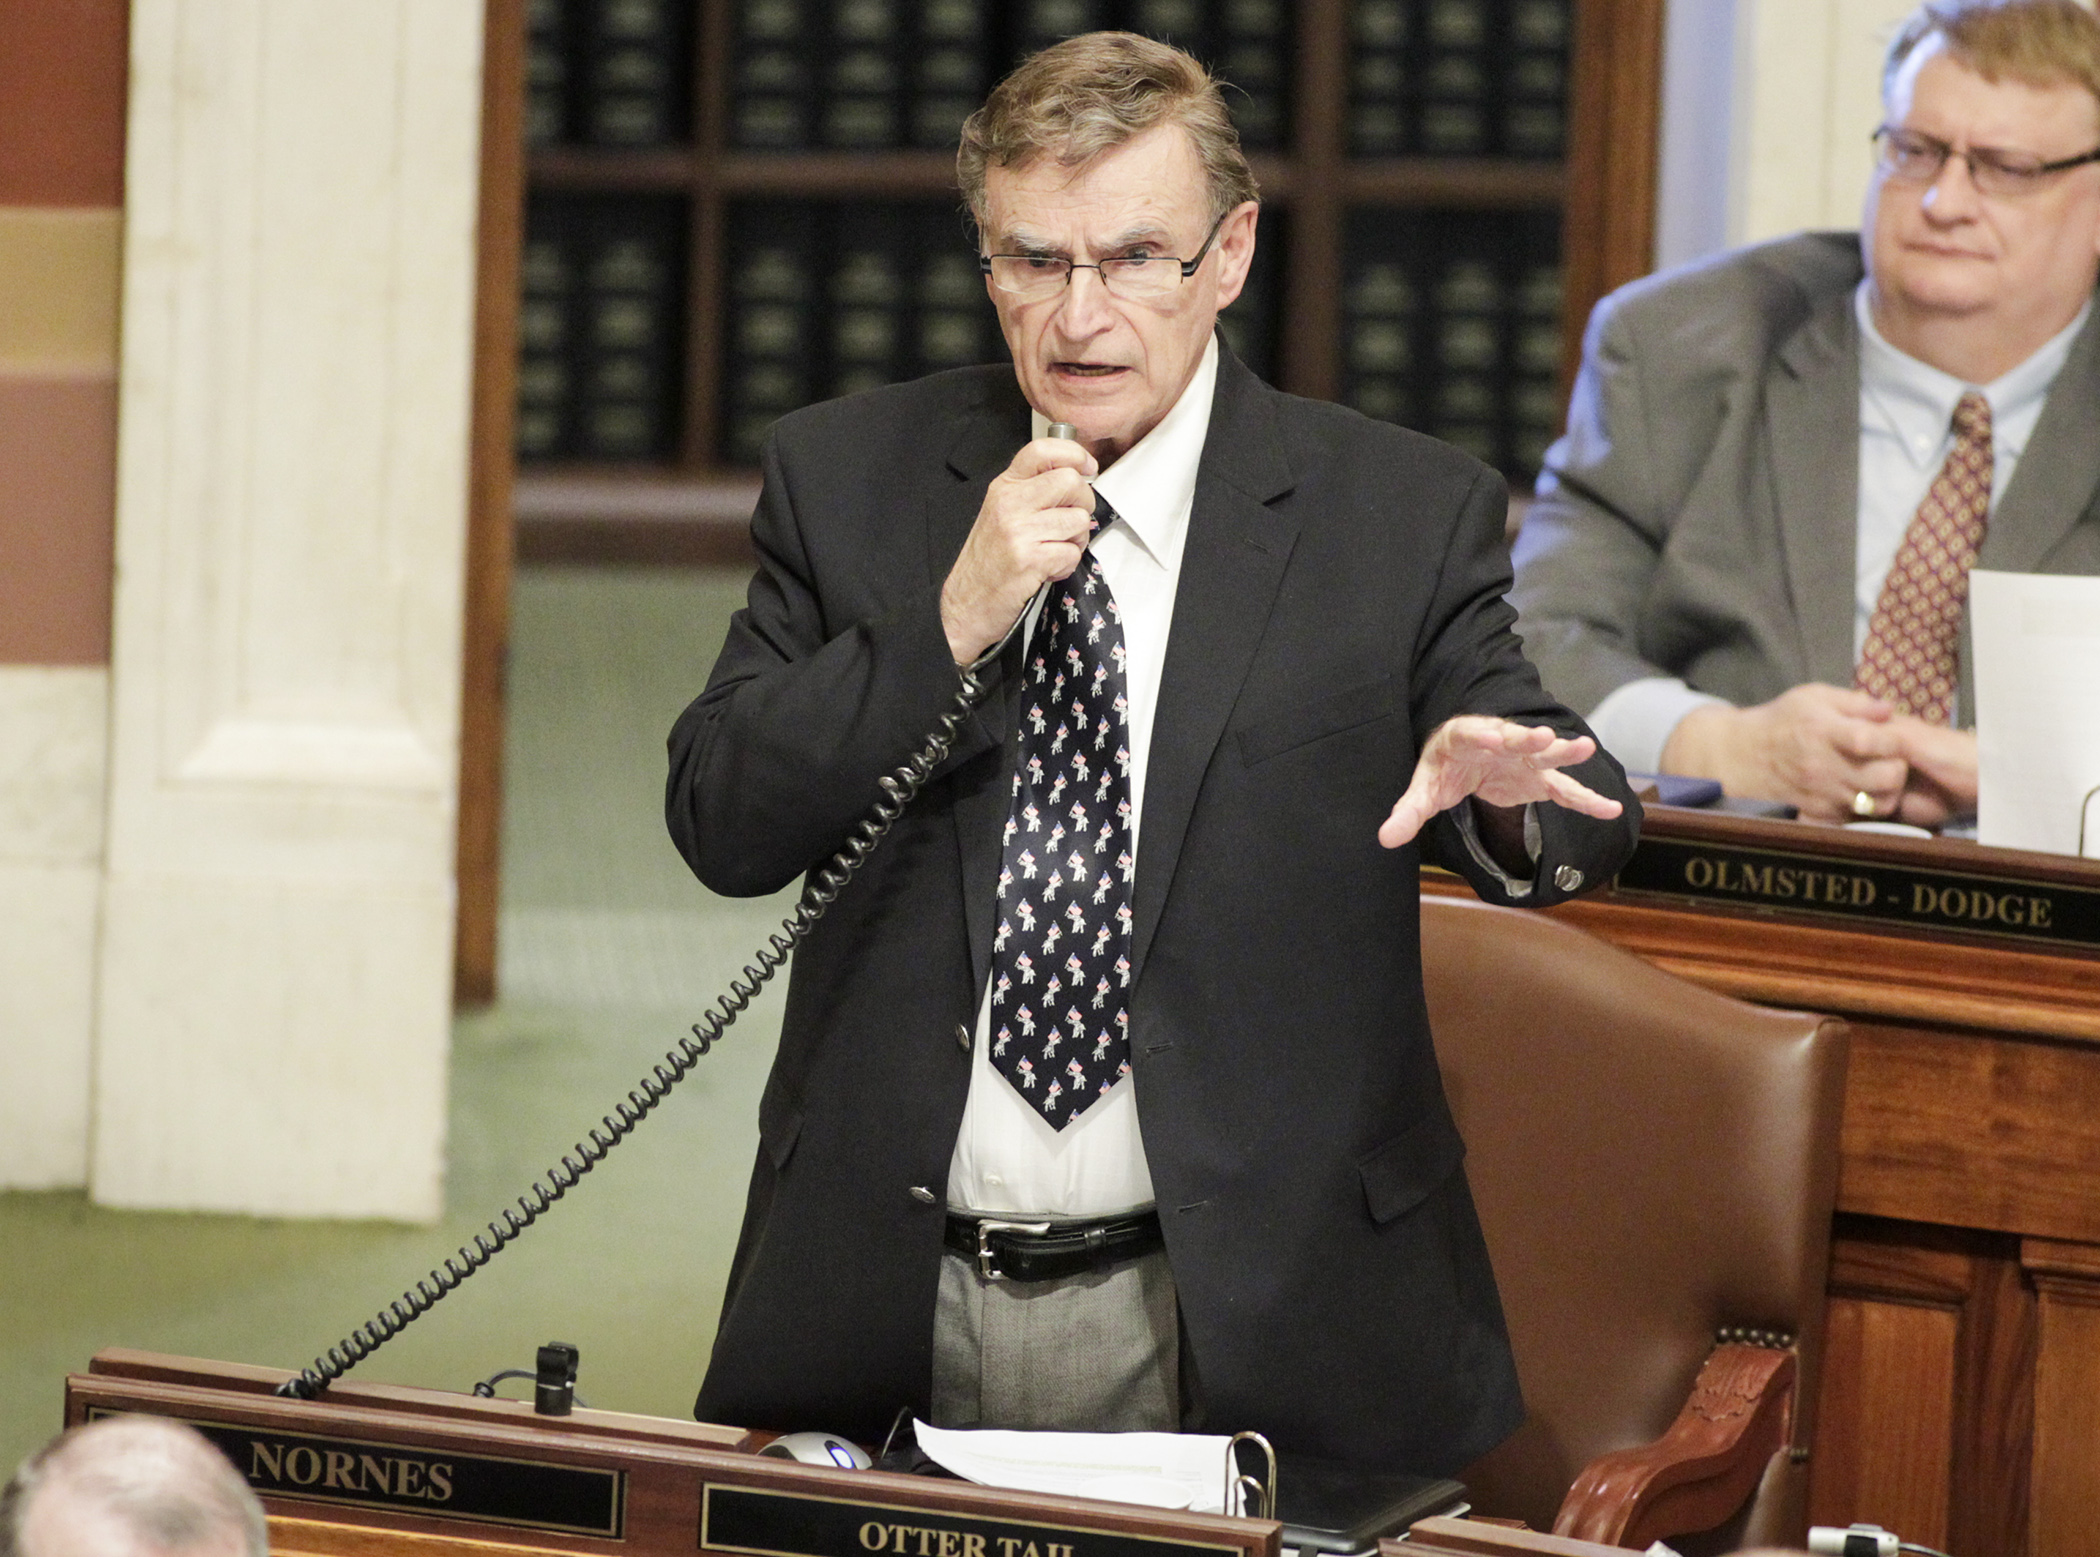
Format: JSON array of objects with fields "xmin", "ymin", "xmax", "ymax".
[
  {"xmin": 1971, "ymin": 571, "xmax": 2100, "ymax": 857},
  {"xmin": 912, "ymin": 1420, "xmax": 1239, "ymax": 1514}
]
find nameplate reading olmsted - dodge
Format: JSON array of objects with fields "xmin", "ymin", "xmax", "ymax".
[
  {"xmin": 90, "ymin": 1412, "xmax": 623, "ymax": 1537},
  {"xmin": 1614, "ymin": 835, "xmax": 2100, "ymax": 950},
  {"xmin": 701, "ymin": 1484, "xmax": 1245, "ymax": 1557}
]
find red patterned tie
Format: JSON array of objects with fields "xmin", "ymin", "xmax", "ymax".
[{"xmin": 1855, "ymin": 391, "xmax": 1993, "ymax": 725}]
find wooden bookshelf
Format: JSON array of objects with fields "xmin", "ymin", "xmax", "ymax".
[
  {"xmin": 508, "ymin": 0, "xmax": 1663, "ymax": 559},
  {"xmin": 465, "ymin": 0, "xmax": 1666, "ymax": 995}
]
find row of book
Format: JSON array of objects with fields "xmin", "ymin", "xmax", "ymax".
[
  {"xmin": 717, "ymin": 201, "xmax": 1281, "ymax": 463},
  {"xmin": 513, "ymin": 193, "xmax": 1563, "ymax": 479},
  {"xmin": 728, "ymin": 0, "xmax": 1291, "ymax": 153},
  {"xmin": 1352, "ymin": 0, "xmax": 1573, "ymax": 158},
  {"xmin": 1338, "ymin": 206, "xmax": 1563, "ymax": 478},
  {"xmin": 529, "ymin": 0, "xmax": 1571, "ymax": 159},
  {"xmin": 517, "ymin": 194, "xmax": 688, "ymax": 461},
  {"xmin": 527, "ymin": 0, "xmax": 692, "ymax": 149}
]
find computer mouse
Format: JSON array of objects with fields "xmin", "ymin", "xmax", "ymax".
[{"xmin": 757, "ymin": 1431, "xmax": 873, "ymax": 1470}]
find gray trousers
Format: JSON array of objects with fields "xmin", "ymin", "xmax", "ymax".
[{"xmin": 930, "ymin": 1248, "xmax": 1181, "ymax": 1431}]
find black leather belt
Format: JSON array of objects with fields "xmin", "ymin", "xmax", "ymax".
[{"xmin": 944, "ymin": 1210, "xmax": 1164, "ymax": 1283}]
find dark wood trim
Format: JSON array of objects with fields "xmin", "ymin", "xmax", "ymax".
[
  {"xmin": 1560, "ymin": 0, "xmax": 1665, "ymax": 391},
  {"xmin": 526, "ymin": 146, "xmax": 699, "ymax": 188},
  {"xmin": 516, "ymin": 516, "xmax": 755, "ymax": 569},
  {"xmin": 1277, "ymin": 0, "xmax": 1346, "ymax": 402},
  {"xmin": 454, "ymin": 0, "xmax": 527, "ymax": 1006},
  {"xmin": 513, "ymin": 471, "xmax": 759, "ymax": 568},
  {"xmin": 1341, "ymin": 161, "xmax": 1565, "ymax": 206},
  {"xmin": 525, "ymin": 149, "xmax": 1571, "ymax": 207},
  {"xmin": 685, "ymin": 0, "xmax": 733, "ymax": 465}
]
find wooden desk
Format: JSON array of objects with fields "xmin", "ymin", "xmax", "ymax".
[
  {"xmin": 68, "ymin": 1353, "xmax": 1280, "ymax": 1557},
  {"xmin": 1430, "ymin": 807, "xmax": 2100, "ymax": 1557}
]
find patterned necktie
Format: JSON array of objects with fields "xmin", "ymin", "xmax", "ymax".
[
  {"xmin": 1855, "ymin": 391, "xmax": 1993, "ymax": 725},
  {"xmin": 988, "ymin": 549, "xmax": 1134, "ymax": 1130}
]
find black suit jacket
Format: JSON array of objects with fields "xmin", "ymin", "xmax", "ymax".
[{"xmin": 667, "ymin": 345, "xmax": 1640, "ymax": 1474}]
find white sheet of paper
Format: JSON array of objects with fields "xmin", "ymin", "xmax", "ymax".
[
  {"xmin": 911, "ymin": 1420, "xmax": 1239, "ymax": 1515},
  {"xmin": 1971, "ymin": 570, "xmax": 2100, "ymax": 856}
]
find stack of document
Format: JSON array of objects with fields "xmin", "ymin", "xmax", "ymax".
[{"xmin": 912, "ymin": 1421, "xmax": 1238, "ymax": 1514}]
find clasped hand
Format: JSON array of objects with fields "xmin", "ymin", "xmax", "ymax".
[
  {"xmin": 1661, "ymin": 685, "xmax": 1978, "ymax": 826},
  {"xmin": 1378, "ymin": 716, "xmax": 1624, "ymax": 851}
]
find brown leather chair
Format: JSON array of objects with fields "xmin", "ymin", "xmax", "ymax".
[{"xmin": 1420, "ymin": 895, "xmax": 1847, "ymax": 1552}]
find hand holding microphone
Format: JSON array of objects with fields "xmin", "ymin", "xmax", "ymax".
[{"xmin": 939, "ymin": 419, "xmax": 1101, "ymax": 664}]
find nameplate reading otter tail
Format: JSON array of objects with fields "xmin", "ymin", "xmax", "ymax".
[{"xmin": 702, "ymin": 1483, "xmax": 1249, "ymax": 1557}]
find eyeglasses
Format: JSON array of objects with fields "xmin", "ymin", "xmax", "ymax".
[
  {"xmin": 1872, "ymin": 125, "xmax": 2100, "ymax": 198},
  {"xmin": 979, "ymin": 212, "xmax": 1229, "ymax": 302}
]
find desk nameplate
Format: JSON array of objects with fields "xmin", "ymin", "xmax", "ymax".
[
  {"xmin": 702, "ymin": 1483, "xmax": 1251, "ymax": 1557},
  {"xmin": 1612, "ymin": 833, "xmax": 2100, "ymax": 952},
  {"xmin": 86, "ymin": 1406, "xmax": 623, "ymax": 1538}
]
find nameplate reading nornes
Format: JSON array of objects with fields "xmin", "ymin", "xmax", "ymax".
[
  {"xmin": 700, "ymin": 1484, "xmax": 1246, "ymax": 1557},
  {"xmin": 1614, "ymin": 835, "xmax": 2100, "ymax": 950},
  {"xmin": 89, "ymin": 1412, "xmax": 623, "ymax": 1537}
]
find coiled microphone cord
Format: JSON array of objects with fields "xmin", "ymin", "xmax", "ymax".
[{"xmin": 277, "ymin": 662, "xmax": 991, "ymax": 1400}]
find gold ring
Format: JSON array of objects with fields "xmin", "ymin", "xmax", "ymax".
[{"xmin": 1851, "ymin": 789, "xmax": 1876, "ymax": 818}]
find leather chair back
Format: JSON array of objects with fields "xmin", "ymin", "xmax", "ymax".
[{"xmin": 1420, "ymin": 895, "xmax": 1847, "ymax": 1546}]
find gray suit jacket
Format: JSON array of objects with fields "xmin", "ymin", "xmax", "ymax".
[{"xmin": 1510, "ymin": 230, "xmax": 2100, "ymax": 722}]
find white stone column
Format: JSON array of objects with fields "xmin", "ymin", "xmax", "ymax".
[
  {"xmin": 0, "ymin": 668, "xmax": 107, "ymax": 1188},
  {"xmin": 94, "ymin": 0, "xmax": 485, "ymax": 1218}
]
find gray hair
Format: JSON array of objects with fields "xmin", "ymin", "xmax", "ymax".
[
  {"xmin": 1, "ymin": 1418, "xmax": 268, "ymax": 1557},
  {"xmin": 957, "ymin": 31, "xmax": 1261, "ymax": 226}
]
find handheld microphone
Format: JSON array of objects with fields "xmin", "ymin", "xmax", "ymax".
[{"xmin": 1043, "ymin": 422, "xmax": 1100, "ymax": 534}]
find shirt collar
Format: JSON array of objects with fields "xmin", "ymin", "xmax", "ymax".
[
  {"xmin": 1855, "ymin": 282, "xmax": 2091, "ymax": 463},
  {"xmin": 1032, "ymin": 334, "xmax": 1218, "ymax": 566}
]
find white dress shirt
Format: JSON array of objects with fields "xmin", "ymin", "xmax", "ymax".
[
  {"xmin": 1588, "ymin": 286, "xmax": 2093, "ymax": 772},
  {"xmin": 944, "ymin": 336, "xmax": 1218, "ymax": 1218}
]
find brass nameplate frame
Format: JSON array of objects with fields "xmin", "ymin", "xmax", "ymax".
[
  {"xmin": 1613, "ymin": 834, "xmax": 2100, "ymax": 950},
  {"xmin": 86, "ymin": 1407, "xmax": 623, "ymax": 1538},
  {"xmin": 701, "ymin": 1483, "xmax": 1246, "ymax": 1557}
]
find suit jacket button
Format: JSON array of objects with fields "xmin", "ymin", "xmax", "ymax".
[
  {"xmin": 910, "ymin": 1186, "xmax": 937, "ymax": 1204},
  {"xmin": 955, "ymin": 1023, "xmax": 972, "ymax": 1052},
  {"xmin": 1554, "ymin": 865, "xmax": 1584, "ymax": 892}
]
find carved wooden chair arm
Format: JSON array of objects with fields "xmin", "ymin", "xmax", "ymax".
[{"xmin": 1551, "ymin": 1338, "xmax": 1797, "ymax": 1550}]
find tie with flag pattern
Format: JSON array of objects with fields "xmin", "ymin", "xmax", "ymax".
[
  {"xmin": 987, "ymin": 547, "xmax": 1134, "ymax": 1129},
  {"xmin": 1855, "ymin": 391, "xmax": 1993, "ymax": 726}
]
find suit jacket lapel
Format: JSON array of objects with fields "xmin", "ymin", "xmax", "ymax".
[
  {"xmin": 1983, "ymin": 300, "xmax": 2100, "ymax": 574},
  {"xmin": 1129, "ymin": 351, "xmax": 1298, "ymax": 983},
  {"xmin": 934, "ymin": 374, "xmax": 1032, "ymax": 1001},
  {"xmin": 1767, "ymin": 288, "xmax": 1863, "ymax": 687}
]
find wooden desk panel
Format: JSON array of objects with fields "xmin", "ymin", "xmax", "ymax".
[{"xmin": 1839, "ymin": 1022, "xmax": 2100, "ymax": 1245}]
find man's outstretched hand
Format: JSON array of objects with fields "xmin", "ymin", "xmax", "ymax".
[{"xmin": 1378, "ymin": 716, "xmax": 1624, "ymax": 851}]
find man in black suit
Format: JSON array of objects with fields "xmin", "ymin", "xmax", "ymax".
[{"xmin": 668, "ymin": 32, "xmax": 1639, "ymax": 1473}]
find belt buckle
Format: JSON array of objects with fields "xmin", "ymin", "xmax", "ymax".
[{"xmin": 974, "ymin": 1219, "xmax": 1051, "ymax": 1281}]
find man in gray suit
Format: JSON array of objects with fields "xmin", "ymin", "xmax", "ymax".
[{"xmin": 1512, "ymin": 0, "xmax": 2100, "ymax": 825}]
